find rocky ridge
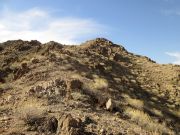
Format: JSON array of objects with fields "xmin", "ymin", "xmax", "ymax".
[{"xmin": 0, "ymin": 38, "xmax": 179, "ymax": 135}]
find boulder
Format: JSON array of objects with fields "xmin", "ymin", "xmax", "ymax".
[
  {"xmin": 46, "ymin": 116, "xmax": 58, "ymax": 133},
  {"xmin": 58, "ymin": 114, "xmax": 83, "ymax": 135},
  {"xmin": 106, "ymin": 98, "xmax": 115, "ymax": 111}
]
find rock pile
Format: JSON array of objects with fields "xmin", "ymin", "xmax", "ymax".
[
  {"xmin": 25, "ymin": 116, "xmax": 58, "ymax": 134},
  {"xmin": 13, "ymin": 63, "xmax": 30, "ymax": 80},
  {"xmin": 28, "ymin": 78, "xmax": 83, "ymax": 101},
  {"xmin": 28, "ymin": 79, "xmax": 67, "ymax": 99}
]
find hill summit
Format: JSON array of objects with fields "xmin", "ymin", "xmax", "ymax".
[{"xmin": 0, "ymin": 38, "xmax": 179, "ymax": 135}]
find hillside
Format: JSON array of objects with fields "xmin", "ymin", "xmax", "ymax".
[{"xmin": 0, "ymin": 38, "xmax": 179, "ymax": 135}]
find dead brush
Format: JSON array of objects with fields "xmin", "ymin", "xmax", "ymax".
[{"xmin": 16, "ymin": 103, "xmax": 46, "ymax": 126}]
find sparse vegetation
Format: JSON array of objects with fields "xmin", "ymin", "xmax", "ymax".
[{"xmin": 124, "ymin": 107, "xmax": 172, "ymax": 134}]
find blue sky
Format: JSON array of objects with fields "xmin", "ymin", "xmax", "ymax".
[{"xmin": 0, "ymin": 0, "xmax": 180, "ymax": 64}]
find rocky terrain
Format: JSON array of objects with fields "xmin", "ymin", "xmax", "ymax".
[{"xmin": 0, "ymin": 38, "xmax": 179, "ymax": 135}]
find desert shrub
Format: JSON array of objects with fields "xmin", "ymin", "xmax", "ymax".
[
  {"xmin": 70, "ymin": 79, "xmax": 83, "ymax": 90},
  {"xmin": 16, "ymin": 102, "xmax": 58, "ymax": 133},
  {"xmin": 81, "ymin": 77, "xmax": 109, "ymax": 106},
  {"xmin": 16, "ymin": 103, "xmax": 46, "ymax": 125}
]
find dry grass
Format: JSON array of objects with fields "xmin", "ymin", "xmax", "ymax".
[
  {"xmin": 70, "ymin": 73, "xmax": 83, "ymax": 80},
  {"xmin": 84, "ymin": 77, "xmax": 108, "ymax": 91},
  {"xmin": 93, "ymin": 78, "xmax": 108, "ymax": 89},
  {"xmin": 0, "ymin": 83, "xmax": 13, "ymax": 92},
  {"xmin": 169, "ymin": 108, "xmax": 180, "ymax": 118},
  {"xmin": 126, "ymin": 98, "xmax": 144, "ymax": 110},
  {"xmin": 151, "ymin": 108, "xmax": 163, "ymax": 117},
  {"xmin": 4, "ymin": 73, "xmax": 14, "ymax": 82},
  {"xmin": 71, "ymin": 92, "xmax": 89, "ymax": 102},
  {"xmin": 124, "ymin": 107, "xmax": 172, "ymax": 134},
  {"xmin": 11, "ymin": 61, "xmax": 27, "ymax": 68}
]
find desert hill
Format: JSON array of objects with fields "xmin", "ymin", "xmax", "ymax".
[{"xmin": 0, "ymin": 38, "xmax": 179, "ymax": 135}]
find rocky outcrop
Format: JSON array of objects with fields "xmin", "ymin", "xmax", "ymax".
[{"xmin": 58, "ymin": 114, "xmax": 83, "ymax": 135}]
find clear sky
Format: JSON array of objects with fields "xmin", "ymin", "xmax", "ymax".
[{"xmin": 0, "ymin": 0, "xmax": 180, "ymax": 64}]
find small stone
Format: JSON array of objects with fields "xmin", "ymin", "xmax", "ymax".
[
  {"xmin": 100, "ymin": 128, "xmax": 106, "ymax": 135},
  {"xmin": 129, "ymin": 88, "xmax": 134, "ymax": 91},
  {"xmin": 130, "ymin": 79, "xmax": 136, "ymax": 83},
  {"xmin": 6, "ymin": 95, "xmax": 13, "ymax": 102}
]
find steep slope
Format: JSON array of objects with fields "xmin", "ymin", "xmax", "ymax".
[{"xmin": 0, "ymin": 38, "xmax": 179, "ymax": 135}]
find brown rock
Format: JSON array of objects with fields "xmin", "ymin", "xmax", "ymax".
[
  {"xmin": 46, "ymin": 116, "xmax": 58, "ymax": 133},
  {"xmin": 58, "ymin": 114, "xmax": 82, "ymax": 135}
]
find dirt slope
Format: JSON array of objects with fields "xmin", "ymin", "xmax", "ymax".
[{"xmin": 0, "ymin": 38, "xmax": 179, "ymax": 135}]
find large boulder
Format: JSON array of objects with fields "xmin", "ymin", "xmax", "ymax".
[{"xmin": 58, "ymin": 114, "xmax": 83, "ymax": 135}]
